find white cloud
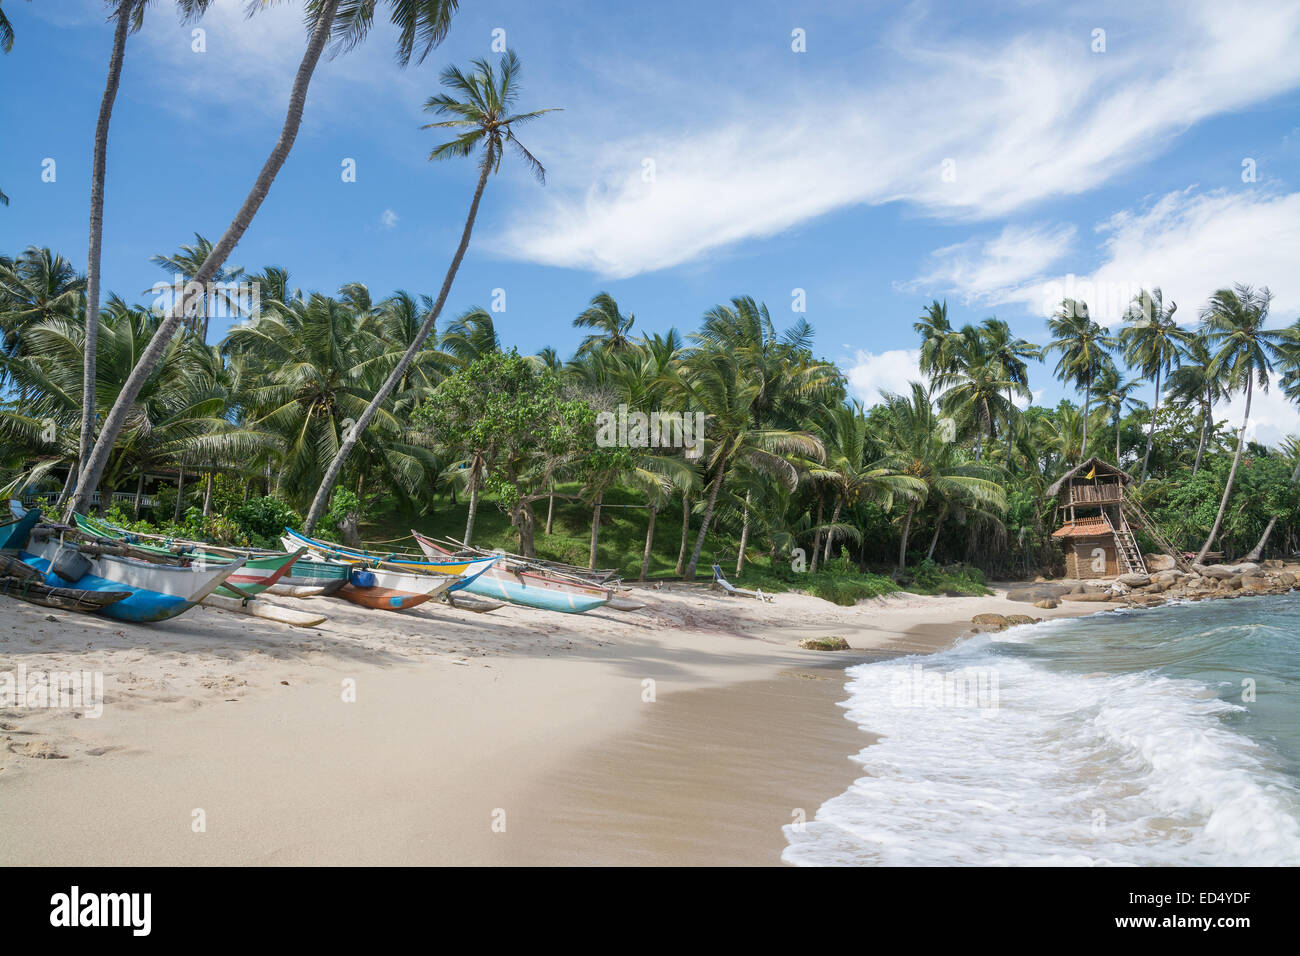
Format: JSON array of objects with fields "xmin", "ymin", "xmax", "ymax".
[
  {"xmin": 495, "ymin": 0, "xmax": 1300, "ymax": 277},
  {"xmin": 380, "ymin": 208, "xmax": 399, "ymax": 229},
  {"xmin": 846, "ymin": 349, "xmax": 924, "ymax": 405},
  {"xmin": 1017, "ymin": 189, "xmax": 1300, "ymax": 325},
  {"xmin": 135, "ymin": 0, "xmax": 424, "ymax": 121},
  {"xmin": 1218, "ymin": 374, "xmax": 1300, "ymax": 448},
  {"xmin": 905, "ymin": 224, "xmax": 1075, "ymax": 304}
]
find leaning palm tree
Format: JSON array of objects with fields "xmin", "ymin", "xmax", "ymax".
[
  {"xmin": 80, "ymin": 2, "xmax": 218, "ymax": 506},
  {"xmin": 303, "ymin": 49, "xmax": 558, "ymax": 531},
  {"xmin": 1242, "ymin": 436, "xmax": 1300, "ymax": 561},
  {"xmin": 1118, "ymin": 288, "xmax": 1192, "ymax": 481},
  {"xmin": 1046, "ymin": 298, "xmax": 1116, "ymax": 459},
  {"xmin": 148, "ymin": 232, "xmax": 246, "ymax": 340},
  {"xmin": 68, "ymin": 0, "xmax": 463, "ymax": 520},
  {"xmin": 1195, "ymin": 285, "xmax": 1289, "ymax": 564}
]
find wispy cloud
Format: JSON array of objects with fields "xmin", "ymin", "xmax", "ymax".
[
  {"xmin": 493, "ymin": 0, "xmax": 1300, "ymax": 278},
  {"xmin": 380, "ymin": 208, "xmax": 399, "ymax": 229},
  {"xmin": 903, "ymin": 224, "xmax": 1076, "ymax": 305},
  {"xmin": 1014, "ymin": 188, "xmax": 1300, "ymax": 325}
]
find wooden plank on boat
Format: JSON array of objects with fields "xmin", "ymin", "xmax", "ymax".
[{"xmin": 201, "ymin": 594, "xmax": 327, "ymax": 628}]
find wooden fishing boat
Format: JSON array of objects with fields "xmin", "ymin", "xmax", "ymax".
[
  {"xmin": 22, "ymin": 534, "xmax": 247, "ymax": 623},
  {"xmin": 281, "ymin": 528, "xmax": 497, "ymax": 592},
  {"xmin": 0, "ymin": 507, "xmax": 41, "ymax": 551},
  {"xmin": 266, "ymin": 551, "xmax": 352, "ymax": 597},
  {"xmin": 0, "ymin": 553, "xmax": 132, "ymax": 612},
  {"xmin": 336, "ymin": 565, "xmax": 455, "ymax": 611},
  {"xmin": 410, "ymin": 530, "xmax": 611, "ymax": 614},
  {"xmin": 73, "ymin": 513, "xmax": 303, "ymax": 599}
]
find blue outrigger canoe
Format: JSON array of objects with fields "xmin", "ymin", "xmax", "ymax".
[
  {"xmin": 0, "ymin": 508, "xmax": 40, "ymax": 551},
  {"xmin": 19, "ymin": 534, "xmax": 246, "ymax": 624}
]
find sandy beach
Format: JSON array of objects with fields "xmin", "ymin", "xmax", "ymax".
[{"xmin": 0, "ymin": 583, "xmax": 1092, "ymax": 866}]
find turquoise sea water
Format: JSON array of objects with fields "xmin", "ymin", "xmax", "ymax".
[{"xmin": 783, "ymin": 593, "xmax": 1300, "ymax": 866}]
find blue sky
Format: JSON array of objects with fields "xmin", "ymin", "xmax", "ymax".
[{"xmin": 2, "ymin": 0, "xmax": 1299, "ymax": 440}]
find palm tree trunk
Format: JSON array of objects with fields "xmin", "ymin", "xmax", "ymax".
[
  {"xmin": 545, "ymin": 482, "xmax": 555, "ymax": 535},
  {"xmin": 823, "ymin": 496, "xmax": 842, "ymax": 562},
  {"xmin": 1141, "ymin": 367, "xmax": 1160, "ymax": 481},
  {"xmin": 133, "ymin": 472, "xmax": 144, "ymax": 517},
  {"xmin": 1244, "ymin": 455, "xmax": 1300, "ymax": 561},
  {"xmin": 202, "ymin": 470, "xmax": 214, "ymax": 516},
  {"xmin": 588, "ymin": 491, "xmax": 602, "ymax": 571},
  {"xmin": 55, "ymin": 464, "xmax": 78, "ymax": 511},
  {"xmin": 464, "ymin": 465, "xmax": 479, "ymax": 548},
  {"xmin": 1081, "ymin": 378, "xmax": 1092, "ymax": 459},
  {"xmin": 675, "ymin": 492, "xmax": 690, "ymax": 577},
  {"xmin": 640, "ymin": 502, "xmax": 657, "ymax": 581},
  {"xmin": 810, "ymin": 494, "xmax": 823, "ymax": 574},
  {"xmin": 926, "ymin": 502, "xmax": 949, "ymax": 560},
  {"xmin": 174, "ymin": 461, "xmax": 185, "ymax": 523},
  {"xmin": 1192, "ymin": 395, "xmax": 1210, "ymax": 475},
  {"xmin": 1115, "ymin": 414, "xmax": 1122, "ymax": 464},
  {"xmin": 685, "ymin": 459, "xmax": 727, "ymax": 580},
  {"xmin": 736, "ymin": 490, "xmax": 751, "ymax": 576},
  {"xmin": 67, "ymin": 0, "xmax": 342, "ymax": 522},
  {"xmin": 305, "ymin": 152, "xmax": 492, "ymax": 532},
  {"xmin": 1197, "ymin": 377, "xmax": 1252, "ymax": 564},
  {"xmin": 80, "ymin": 5, "xmax": 131, "ymax": 478},
  {"xmin": 897, "ymin": 500, "xmax": 916, "ymax": 574}
]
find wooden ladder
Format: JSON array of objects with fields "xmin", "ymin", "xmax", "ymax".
[
  {"xmin": 1121, "ymin": 493, "xmax": 1192, "ymax": 572},
  {"xmin": 1104, "ymin": 511, "xmax": 1147, "ymax": 575}
]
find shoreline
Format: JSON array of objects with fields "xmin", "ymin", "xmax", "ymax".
[{"xmin": 0, "ymin": 584, "xmax": 1095, "ymax": 865}]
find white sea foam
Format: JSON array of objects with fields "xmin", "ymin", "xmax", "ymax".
[{"xmin": 782, "ymin": 640, "xmax": 1300, "ymax": 866}]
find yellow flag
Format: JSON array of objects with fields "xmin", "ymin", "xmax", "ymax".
[{"xmin": 1084, "ymin": 465, "xmax": 1096, "ymax": 480}]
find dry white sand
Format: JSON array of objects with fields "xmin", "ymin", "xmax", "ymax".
[{"xmin": 0, "ymin": 581, "xmax": 1091, "ymax": 865}]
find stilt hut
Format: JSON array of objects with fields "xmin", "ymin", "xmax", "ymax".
[{"xmin": 1048, "ymin": 457, "xmax": 1143, "ymax": 579}]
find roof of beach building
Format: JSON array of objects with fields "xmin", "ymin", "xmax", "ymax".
[
  {"xmin": 1046, "ymin": 456, "xmax": 1134, "ymax": 500},
  {"xmin": 1051, "ymin": 516, "xmax": 1113, "ymax": 539}
]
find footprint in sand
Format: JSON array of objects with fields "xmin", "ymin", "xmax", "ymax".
[
  {"xmin": 84, "ymin": 746, "xmax": 122, "ymax": 757},
  {"xmin": 8, "ymin": 740, "xmax": 67, "ymax": 759}
]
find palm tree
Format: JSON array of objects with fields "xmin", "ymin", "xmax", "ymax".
[
  {"xmin": 811, "ymin": 401, "xmax": 924, "ymax": 562},
  {"xmin": 303, "ymin": 49, "xmax": 558, "ymax": 532},
  {"xmin": 914, "ymin": 299, "xmax": 964, "ymax": 387},
  {"xmin": 68, "ymin": 0, "xmax": 462, "ymax": 520},
  {"xmin": 149, "ymin": 233, "xmax": 246, "ymax": 340},
  {"xmin": 1195, "ymin": 285, "xmax": 1289, "ymax": 564},
  {"xmin": 1046, "ymin": 298, "xmax": 1115, "ymax": 461},
  {"xmin": 440, "ymin": 307, "xmax": 502, "ymax": 369},
  {"xmin": 979, "ymin": 316, "xmax": 1041, "ymax": 466},
  {"xmin": 0, "ymin": 0, "xmax": 26, "ymax": 205},
  {"xmin": 573, "ymin": 292, "xmax": 635, "ymax": 356},
  {"xmin": 0, "ymin": 248, "xmax": 85, "ymax": 366},
  {"xmin": 80, "ymin": 2, "xmax": 218, "ymax": 507},
  {"xmin": 666, "ymin": 349, "xmax": 824, "ymax": 579},
  {"xmin": 1242, "ymin": 436, "xmax": 1300, "ymax": 561},
  {"xmin": 1092, "ymin": 365, "xmax": 1147, "ymax": 464},
  {"xmin": 938, "ymin": 325, "xmax": 1023, "ymax": 461},
  {"xmin": 1118, "ymin": 289, "xmax": 1192, "ymax": 481},
  {"xmin": 1167, "ymin": 334, "xmax": 1227, "ymax": 476},
  {"xmin": 877, "ymin": 383, "xmax": 1005, "ymax": 574}
]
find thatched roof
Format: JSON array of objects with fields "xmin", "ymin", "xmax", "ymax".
[
  {"xmin": 1052, "ymin": 517, "xmax": 1112, "ymax": 538},
  {"xmin": 1046, "ymin": 456, "xmax": 1133, "ymax": 500}
]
